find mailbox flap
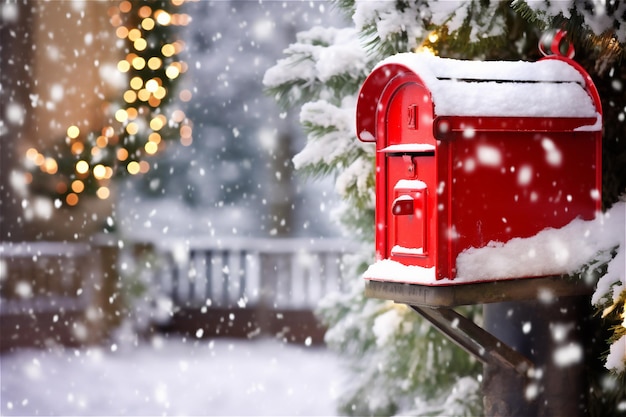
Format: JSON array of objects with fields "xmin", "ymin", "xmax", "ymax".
[
  {"xmin": 391, "ymin": 179, "xmax": 428, "ymax": 258},
  {"xmin": 380, "ymin": 144, "xmax": 435, "ymax": 154},
  {"xmin": 394, "ymin": 179, "xmax": 427, "ymax": 191}
]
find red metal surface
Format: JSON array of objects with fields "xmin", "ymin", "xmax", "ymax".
[{"xmin": 357, "ymin": 56, "xmax": 602, "ymax": 281}]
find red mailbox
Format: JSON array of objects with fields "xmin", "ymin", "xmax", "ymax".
[{"xmin": 356, "ymin": 53, "xmax": 602, "ymax": 283}]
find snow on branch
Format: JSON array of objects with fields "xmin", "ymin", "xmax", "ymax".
[
  {"xmin": 294, "ymin": 99, "xmax": 356, "ymax": 170},
  {"xmin": 353, "ymin": 0, "xmax": 507, "ymax": 55},
  {"xmin": 514, "ymin": 0, "xmax": 626, "ymax": 43},
  {"xmin": 263, "ymin": 26, "xmax": 369, "ymax": 106}
]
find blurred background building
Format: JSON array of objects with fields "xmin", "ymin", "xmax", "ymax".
[{"xmin": 0, "ymin": 0, "xmax": 352, "ymax": 352}]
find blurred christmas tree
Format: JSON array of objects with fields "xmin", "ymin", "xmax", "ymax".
[
  {"xmin": 266, "ymin": 0, "xmax": 625, "ymax": 415},
  {"xmin": 24, "ymin": 0, "xmax": 194, "ymax": 209}
]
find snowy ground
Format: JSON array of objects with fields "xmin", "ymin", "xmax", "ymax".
[{"xmin": 0, "ymin": 337, "xmax": 346, "ymax": 416}]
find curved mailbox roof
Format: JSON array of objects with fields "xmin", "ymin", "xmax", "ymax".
[{"xmin": 357, "ymin": 53, "xmax": 601, "ymax": 142}]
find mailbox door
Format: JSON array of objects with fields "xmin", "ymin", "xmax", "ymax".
[{"xmin": 383, "ymin": 82, "xmax": 437, "ymax": 270}]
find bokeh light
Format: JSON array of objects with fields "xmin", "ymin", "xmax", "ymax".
[{"xmin": 26, "ymin": 0, "xmax": 193, "ymax": 206}]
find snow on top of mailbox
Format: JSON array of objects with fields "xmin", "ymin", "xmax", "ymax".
[{"xmin": 376, "ymin": 53, "xmax": 598, "ymax": 119}]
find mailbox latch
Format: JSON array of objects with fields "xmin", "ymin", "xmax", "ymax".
[{"xmin": 402, "ymin": 155, "xmax": 417, "ymax": 177}]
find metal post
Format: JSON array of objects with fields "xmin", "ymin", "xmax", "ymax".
[{"xmin": 483, "ymin": 296, "xmax": 589, "ymax": 416}]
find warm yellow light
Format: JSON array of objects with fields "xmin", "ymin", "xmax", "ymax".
[
  {"xmin": 26, "ymin": 148, "xmax": 39, "ymax": 161},
  {"xmin": 91, "ymin": 147, "xmax": 101, "ymax": 157},
  {"xmin": 141, "ymin": 17, "xmax": 155, "ymax": 31},
  {"xmin": 117, "ymin": 60, "xmax": 131, "ymax": 73},
  {"xmin": 123, "ymin": 90, "xmax": 137, "ymax": 103},
  {"xmin": 93, "ymin": 164, "xmax": 107, "ymax": 180},
  {"xmin": 144, "ymin": 141, "xmax": 158, "ymax": 155},
  {"xmin": 165, "ymin": 65, "xmax": 180, "ymax": 79},
  {"xmin": 138, "ymin": 5, "xmax": 152, "ymax": 18},
  {"xmin": 132, "ymin": 57, "xmax": 146, "ymax": 70},
  {"xmin": 96, "ymin": 136, "xmax": 108, "ymax": 148},
  {"xmin": 126, "ymin": 107, "xmax": 138, "ymax": 119},
  {"xmin": 428, "ymin": 31, "xmax": 439, "ymax": 43},
  {"xmin": 115, "ymin": 26, "xmax": 129, "ymax": 39},
  {"xmin": 155, "ymin": 10, "xmax": 171, "ymax": 26},
  {"xmin": 128, "ymin": 28, "xmax": 142, "ymax": 42},
  {"xmin": 96, "ymin": 187, "xmax": 110, "ymax": 200},
  {"xmin": 137, "ymin": 89, "xmax": 151, "ymax": 102},
  {"xmin": 115, "ymin": 109, "xmax": 128, "ymax": 122},
  {"xmin": 414, "ymin": 45, "xmax": 437, "ymax": 56},
  {"xmin": 104, "ymin": 166, "xmax": 114, "ymax": 179},
  {"xmin": 117, "ymin": 148, "xmax": 129, "ymax": 161},
  {"xmin": 71, "ymin": 180, "xmax": 85, "ymax": 193},
  {"xmin": 119, "ymin": 1, "xmax": 131, "ymax": 13},
  {"xmin": 71, "ymin": 142, "xmax": 84, "ymax": 155},
  {"xmin": 161, "ymin": 44, "xmax": 175, "ymax": 57},
  {"xmin": 44, "ymin": 158, "xmax": 58, "ymax": 174},
  {"xmin": 33, "ymin": 153, "xmax": 44, "ymax": 165},
  {"xmin": 148, "ymin": 97, "xmax": 161, "ymax": 108},
  {"xmin": 153, "ymin": 86, "xmax": 166, "ymax": 99},
  {"xmin": 67, "ymin": 125, "xmax": 80, "ymax": 139},
  {"xmin": 148, "ymin": 132, "xmax": 161, "ymax": 144},
  {"xmin": 75, "ymin": 160, "xmax": 89, "ymax": 175},
  {"xmin": 103, "ymin": 126, "xmax": 115, "ymax": 137},
  {"xmin": 129, "ymin": 76, "xmax": 143, "ymax": 90},
  {"xmin": 148, "ymin": 57, "xmax": 162, "ymax": 70},
  {"xmin": 149, "ymin": 116, "xmax": 165, "ymax": 131},
  {"xmin": 126, "ymin": 122, "xmax": 139, "ymax": 135},
  {"xmin": 145, "ymin": 79, "xmax": 159, "ymax": 92},
  {"xmin": 66, "ymin": 193, "xmax": 79, "ymax": 206},
  {"xmin": 110, "ymin": 14, "xmax": 122, "ymax": 28},
  {"xmin": 127, "ymin": 161, "xmax": 140, "ymax": 175},
  {"xmin": 134, "ymin": 38, "xmax": 147, "ymax": 51}
]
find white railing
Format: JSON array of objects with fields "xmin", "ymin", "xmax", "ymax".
[
  {"xmin": 125, "ymin": 236, "xmax": 358, "ymax": 311},
  {"xmin": 0, "ymin": 236, "xmax": 358, "ymax": 337},
  {"xmin": 0, "ymin": 241, "xmax": 95, "ymax": 315}
]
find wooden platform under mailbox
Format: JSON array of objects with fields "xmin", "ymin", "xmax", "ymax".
[
  {"xmin": 365, "ymin": 275, "xmax": 595, "ymax": 308},
  {"xmin": 365, "ymin": 276, "xmax": 595, "ymax": 376}
]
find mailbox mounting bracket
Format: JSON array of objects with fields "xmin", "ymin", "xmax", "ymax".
[
  {"xmin": 365, "ymin": 276, "xmax": 594, "ymax": 377},
  {"xmin": 410, "ymin": 305, "xmax": 532, "ymax": 375}
]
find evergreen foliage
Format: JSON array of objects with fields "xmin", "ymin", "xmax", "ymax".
[{"xmin": 265, "ymin": 1, "xmax": 626, "ymax": 414}]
